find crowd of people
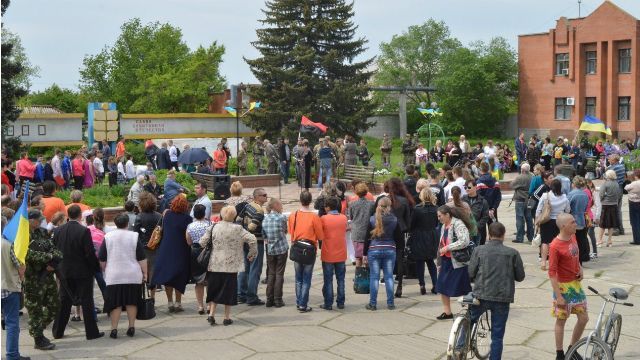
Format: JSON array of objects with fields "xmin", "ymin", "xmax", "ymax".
[{"xmin": 2, "ymin": 130, "xmax": 640, "ymax": 360}]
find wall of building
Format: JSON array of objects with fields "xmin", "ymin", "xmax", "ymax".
[
  {"xmin": 11, "ymin": 115, "xmax": 84, "ymax": 146},
  {"xmin": 119, "ymin": 114, "xmax": 258, "ymax": 140},
  {"xmin": 362, "ymin": 115, "xmax": 400, "ymax": 138}
]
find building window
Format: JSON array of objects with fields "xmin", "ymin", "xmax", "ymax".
[
  {"xmin": 21, "ymin": 125, "xmax": 29, "ymax": 136},
  {"xmin": 38, "ymin": 125, "xmax": 46, "ymax": 135},
  {"xmin": 619, "ymin": 49, "xmax": 631, "ymax": 73},
  {"xmin": 555, "ymin": 98, "xmax": 571, "ymax": 120},
  {"xmin": 556, "ymin": 53, "xmax": 569, "ymax": 75},
  {"xmin": 585, "ymin": 97, "xmax": 596, "ymax": 117},
  {"xmin": 7, "ymin": 126, "xmax": 14, "ymax": 136},
  {"xmin": 618, "ymin": 97, "xmax": 631, "ymax": 121},
  {"xmin": 585, "ymin": 51, "xmax": 597, "ymax": 74}
]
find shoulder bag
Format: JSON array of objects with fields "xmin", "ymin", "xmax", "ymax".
[
  {"xmin": 196, "ymin": 225, "xmax": 215, "ymax": 268},
  {"xmin": 136, "ymin": 283, "xmax": 156, "ymax": 320},
  {"xmin": 535, "ymin": 195, "xmax": 552, "ymax": 225},
  {"xmin": 146, "ymin": 216, "xmax": 163, "ymax": 250},
  {"xmin": 289, "ymin": 211, "xmax": 317, "ymax": 265},
  {"xmin": 450, "ymin": 225, "xmax": 474, "ymax": 264}
]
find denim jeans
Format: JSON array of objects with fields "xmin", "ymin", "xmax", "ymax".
[
  {"xmin": 281, "ymin": 161, "xmax": 290, "ymax": 184},
  {"xmin": 515, "ymin": 201, "xmax": 534, "ymax": 242},
  {"xmin": 415, "ymin": 259, "xmax": 437, "ymax": 288},
  {"xmin": 469, "ymin": 300, "xmax": 510, "ymax": 360},
  {"xmin": 1, "ymin": 292, "xmax": 21, "ymax": 360},
  {"xmin": 630, "ymin": 201, "xmax": 640, "ymax": 244},
  {"xmin": 368, "ymin": 248, "xmax": 396, "ymax": 306},
  {"xmin": 95, "ymin": 271, "xmax": 106, "ymax": 297},
  {"xmin": 322, "ymin": 262, "xmax": 346, "ymax": 307},
  {"xmin": 317, "ymin": 165, "xmax": 332, "ymax": 189},
  {"xmin": 238, "ymin": 241, "xmax": 265, "ymax": 303},
  {"xmin": 294, "ymin": 260, "xmax": 315, "ymax": 308}
]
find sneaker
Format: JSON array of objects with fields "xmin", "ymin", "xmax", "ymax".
[
  {"xmin": 589, "ymin": 252, "xmax": 598, "ymax": 259},
  {"xmin": 298, "ymin": 306, "xmax": 313, "ymax": 313},
  {"xmin": 34, "ymin": 336, "xmax": 55, "ymax": 350},
  {"xmin": 387, "ymin": 304, "xmax": 396, "ymax": 310},
  {"xmin": 319, "ymin": 304, "xmax": 332, "ymax": 311},
  {"xmin": 365, "ymin": 304, "xmax": 377, "ymax": 311}
]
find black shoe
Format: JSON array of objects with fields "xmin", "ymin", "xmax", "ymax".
[
  {"xmin": 87, "ymin": 332, "xmax": 105, "ymax": 340},
  {"xmin": 71, "ymin": 315, "xmax": 82, "ymax": 322},
  {"xmin": 630, "ymin": 242, "xmax": 640, "ymax": 245},
  {"xmin": 387, "ymin": 304, "xmax": 396, "ymax": 310},
  {"xmin": 109, "ymin": 329, "xmax": 117, "ymax": 339},
  {"xmin": 34, "ymin": 336, "xmax": 55, "ymax": 350},
  {"xmin": 512, "ymin": 239, "xmax": 523, "ymax": 243},
  {"xmin": 319, "ymin": 304, "xmax": 332, "ymax": 311},
  {"xmin": 365, "ymin": 304, "xmax": 377, "ymax": 311},
  {"xmin": 274, "ymin": 301, "xmax": 285, "ymax": 308},
  {"xmin": 207, "ymin": 316, "xmax": 216, "ymax": 326},
  {"xmin": 238, "ymin": 298, "xmax": 247, "ymax": 304},
  {"xmin": 298, "ymin": 306, "xmax": 313, "ymax": 313},
  {"xmin": 52, "ymin": 333, "xmax": 64, "ymax": 340},
  {"xmin": 436, "ymin": 312, "xmax": 453, "ymax": 320},
  {"xmin": 198, "ymin": 308, "xmax": 206, "ymax": 315},
  {"xmin": 1, "ymin": 319, "xmax": 4, "ymax": 330},
  {"xmin": 337, "ymin": 304, "xmax": 344, "ymax": 309},
  {"xmin": 420, "ymin": 286, "xmax": 427, "ymax": 295},
  {"xmin": 126, "ymin": 327, "xmax": 135, "ymax": 337},
  {"xmin": 223, "ymin": 318, "xmax": 233, "ymax": 326},
  {"xmin": 19, "ymin": 356, "xmax": 31, "ymax": 360},
  {"xmin": 265, "ymin": 300, "xmax": 274, "ymax": 308},
  {"xmin": 431, "ymin": 288, "xmax": 437, "ymax": 294},
  {"xmin": 247, "ymin": 299, "xmax": 266, "ymax": 306},
  {"xmin": 394, "ymin": 288, "xmax": 402, "ymax": 298}
]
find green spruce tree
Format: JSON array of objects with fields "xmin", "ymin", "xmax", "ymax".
[{"xmin": 245, "ymin": 0, "xmax": 374, "ymax": 139}]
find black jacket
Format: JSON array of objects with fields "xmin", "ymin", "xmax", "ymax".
[
  {"xmin": 53, "ymin": 220, "xmax": 100, "ymax": 279},
  {"xmin": 157, "ymin": 148, "xmax": 172, "ymax": 169},
  {"xmin": 278, "ymin": 144, "xmax": 290, "ymax": 163},
  {"xmin": 134, "ymin": 211, "xmax": 162, "ymax": 247},
  {"xmin": 408, "ymin": 203, "xmax": 439, "ymax": 260},
  {"xmin": 468, "ymin": 240, "xmax": 525, "ymax": 303},
  {"xmin": 462, "ymin": 194, "xmax": 490, "ymax": 231}
]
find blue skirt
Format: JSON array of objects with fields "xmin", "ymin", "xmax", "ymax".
[{"xmin": 436, "ymin": 256, "xmax": 472, "ymax": 297}]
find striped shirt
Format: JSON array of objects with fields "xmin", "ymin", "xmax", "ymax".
[{"xmin": 607, "ymin": 163, "xmax": 626, "ymax": 186}]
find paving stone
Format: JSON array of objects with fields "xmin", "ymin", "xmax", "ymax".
[
  {"xmin": 323, "ymin": 312, "xmax": 432, "ymax": 335},
  {"xmin": 234, "ymin": 326, "xmax": 347, "ymax": 352},
  {"xmin": 129, "ymin": 339, "xmax": 253, "ymax": 359},
  {"xmin": 246, "ymin": 350, "xmax": 345, "ymax": 360},
  {"xmin": 330, "ymin": 334, "xmax": 444, "ymax": 359},
  {"xmin": 144, "ymin": 317, "xmax": 254, "ymax": 340}
]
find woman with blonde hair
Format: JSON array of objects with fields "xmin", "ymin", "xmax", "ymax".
[
  {"xmin": 409, "ymin": 187, "xmax": 439, "ymax": 295},
  {"xmin": 224, "ymin": 181, "xmax": 249, "ymax": 208},
  {"xmin": 363, "ymin": 196, "xmax": 402, "ymax": 310},
  {"xmin": 598, "ymin": 170, "xmax": 622, "ymax": 247},
  {"xmin": 199, "ymin": 205, "xmax": 257, "ymax": 325}
]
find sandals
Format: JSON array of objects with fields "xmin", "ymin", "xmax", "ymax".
[
  {"xmin": 207, "ymin": 316, "xmax": 216, "ymax": 326},
  {"xmin": 198, "ymin": 307, "xmax": 206, "ymax": 315},
  {"xmin": 436, "ymin": 312, "xmax": 453, "ymax": 320}
]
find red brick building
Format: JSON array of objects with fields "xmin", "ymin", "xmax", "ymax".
[{"xmin": 518, "ymin": 1, "xmax": 639, "ymax": 140}]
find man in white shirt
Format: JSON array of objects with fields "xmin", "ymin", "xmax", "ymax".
[
  {"xmin": 483, "ymin": 139, "xmax": 496, "ymax": 159},
  {"xmin": 125, "ymin": 155, "xmax": 136, "ymax": 181},
  {"xmin": 127, "ymin": 175, "xmax": 145, "ymax": 207},
  {"xmin": 190, "ymin": 182, "xmax": 212, "ymax": 220},
  {"xmin": 93, "ymin": 151, "xmax": 104, "ymax": 184},
  {"xmin": 51, "ymin": 149, "xmax": 63, "ymax": 185},
  {"xmin": 444, "ymin": 166, "xmax": 467, "ymax": 200},
  {"xmin": 168, "ymin": 140, "xmax": 178, "ymax": 171}
]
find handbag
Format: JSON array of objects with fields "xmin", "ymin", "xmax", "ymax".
[
  {"xmin": 535, "ymin": 195, "xmax": 552, "ymax": 225},
  {"xmin": 353, "ymin": 266, "xmax": 370, "ymax": 294},
  {"xmin": 288, "ymin": 211, "xmax": 317, "ymax": 265},
  {"xmin": 449, "ymin": 225, "xmax": 474, "ymax": 263},
  {"xmin": 585, "ymin": 212, "xmax": 593, "ymax": 228},
  {"xmin": 146, "ymin": 217, "xmax": 163, "ymax": 250},
  {"xmin": 526, "ymin": 196, "xmax": 537, "ymax": 211},
  {"xmin": 136, "ymin": 283, "xmax": 156, "ymax": 320}
]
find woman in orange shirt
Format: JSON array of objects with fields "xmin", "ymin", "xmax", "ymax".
[
  {"xmin": 288, "ymin": 191, "xmax": 324, "ymax": 313},
  {"xmin": 72, "ymin": 153, "xmax": 85, "ymax": 190},
  {"xmin": 213, "ymin": 143, "xmax": 227, "ymax": 175}
]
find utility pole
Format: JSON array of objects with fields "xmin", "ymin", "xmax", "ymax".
[{"xmin": 578, "ymin": 0, "xmax": 582, "ymax": 17}]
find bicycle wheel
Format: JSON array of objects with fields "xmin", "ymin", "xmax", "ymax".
[
  {"xmin": 601, "ymin": 313, "xmax": 622, "ymax": 355},
  {"xmin": 447, "ymin": 316, "xmax": 470, "ymax": 360},
  {"xmin": 565, "ymin": 336, "xmax": 613, "ymax": 360},
  {"xmin": 472, "ymin": 310, "xmax": 492, "ymax": 360}
]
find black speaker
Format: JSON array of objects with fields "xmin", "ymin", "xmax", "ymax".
[{"xmin": 212, "ymin": 175, "xmax": 231, "ymax": 200}]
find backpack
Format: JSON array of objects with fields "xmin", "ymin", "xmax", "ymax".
[{"xmin": 234, "ymin": 201, "xmax": 249, "ymax": 226}]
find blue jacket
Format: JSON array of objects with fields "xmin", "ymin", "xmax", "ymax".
[
  {"xmin": 568, "ymin": 189, "xmax": 589, "ymax": 229},
  {"xmin": 35, "ymin": 162, "xmax": 45, "ymax": 182},
  {"xmin": 476, "ymin": 173, "xmax": 502, "ymax": 210},
  {"xmin": 62, "ymin": 156, "xmax": 71, "ymax": 177}
]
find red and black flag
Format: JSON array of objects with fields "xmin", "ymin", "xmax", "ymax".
[{"xmin": 300, "ymin": 116, "xmax": 328, "ymax": 136}]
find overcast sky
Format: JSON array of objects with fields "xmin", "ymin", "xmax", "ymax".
[{"xmin": 3, "ymin": 0, "xmax": 639, "ymax": 92}]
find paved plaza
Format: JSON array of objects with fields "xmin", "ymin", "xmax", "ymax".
[{"xmin": 5, "ymin": 183, "xmax": 640, "ymax": 359}]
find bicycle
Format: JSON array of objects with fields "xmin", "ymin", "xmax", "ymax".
[
  {"xmin": 565, "ymin": 286, "xmax": 634, "ymax": 360},
  {"xmin": 446, "ymin": 292, "xmax": 492, "ymax": 360}
]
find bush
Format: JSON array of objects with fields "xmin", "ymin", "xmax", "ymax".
[{"xmin": 56, "ymin": 185, "xmax": 128, "ymax": 208}]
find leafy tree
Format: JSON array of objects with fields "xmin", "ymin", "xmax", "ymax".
[
  {"xmin": 245, "ymin": 0, "xmax": 374, "ymax": 139},
  {"xmin": 1, "ymin": 0, "xmax": 28, "ymax": 156},
  {"xmin": 1, "ymin": 28, "xmax": 40, "ymax": 90},
  {"xmin": 19, "ymin": 84, "xmax": 87, "ymax": 113},
  {"xmin": 373, "ymin": 19, "xmax": 461, "ymax": 108},
  {"xmin": 435, "ymin": 37, "xmax": 518, "ymax": 136},
  {"xmin": 79, "ymin": 18, "xmax": 226, "ymax": 113}
]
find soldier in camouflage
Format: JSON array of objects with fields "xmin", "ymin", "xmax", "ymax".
[
  {"xmin": 380, "ymin": 134, "xmax": 392, "ymax": 167},
  {"xmin": 264, "ymin": 139, "xmax": 279, "ymax": 174},
  {"xmin": 253, "ymin": 136, "xmax": 265, "ymax": 174},
  {"xmin": 401, "ymin": 134, "xmax": 415, "ymax": 167},
  {"xmin": 24, "ymin": 209, "xmax": 61, "ymax": 351},
  {"xmin": 238, "ymin": 141, "xmax": 248, "ymax": 175}
]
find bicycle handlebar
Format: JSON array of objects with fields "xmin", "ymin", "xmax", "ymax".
[{"xmin": 588, "ymin": 286, "xmax": 634, "ymax": 307}]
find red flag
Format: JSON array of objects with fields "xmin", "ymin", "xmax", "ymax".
[{"xmin": 300, "ymin": 116, "xmax": 328, "ymax": 135}]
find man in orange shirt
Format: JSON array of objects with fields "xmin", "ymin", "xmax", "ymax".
[
  {"xmin": 115, "ymin": 137, "xmax": 126, "ymax": 159},
  {"xmin": 320, "ymin": 197, "xmax": 348, "ymax": 310},
  {"xmin": 41, "ymin": 181, "xmax": 67, "ymax": 223},
  {"xmin": 288, "ymin": 191, "xmax": 324, "ymax": 313}
]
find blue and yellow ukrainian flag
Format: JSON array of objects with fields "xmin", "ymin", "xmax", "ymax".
[
  {"xmin": 579, "ymin": 115, "xmax": 611, "ymax": 135},
  {"xmin": 224, "ymin": 106, "xmax": 237, "ymax": 116},
  {"xmin": 2, "ymin": 185, "xmax": 30, "ymax": 264}
]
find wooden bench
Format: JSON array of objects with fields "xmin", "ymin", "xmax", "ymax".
[{"xmin": 341, "ymin": 164, "xmax": 376, "ymax": 190}]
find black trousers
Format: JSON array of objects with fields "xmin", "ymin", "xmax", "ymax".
[
  {"xmin": 73, "ymin": 176, "xmax": 84, "ymax": 190},
  {"xmin": 52, "ymin": 277, "xmax": 100, "ymax": 339}
]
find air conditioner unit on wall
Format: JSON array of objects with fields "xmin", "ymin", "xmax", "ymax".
[
  {"xmin": 566, "ymin": 97, "xmax": 575, "ymax": 106},
  {"xmin": 562, "ymin": 68, "xmax": 569, "ymax": 76}
]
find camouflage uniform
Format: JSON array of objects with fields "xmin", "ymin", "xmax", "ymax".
[
  {"xmin": 253, "ymin": 137, "xmax": 265, "ymax": 174},
  {"xmin": 265, "ymin": 142, "xmax": 279, "ymax": 174},
  {"xmin": 380, "ymin": 135, "xmax": 392, "ymax": 167},
  {"xmin": 412, "ymin": 133, "xmax": 420, "ymax": 149},
  {"xmin": 24, "ymin": 228, "xmax": 62, "ymax": 339},
  {"xmin": 401, "ymin": 134, "xmax": 415, "ymax": 167},
  {"xmin": 238, "ymin": 146, "xmax": 248, "ymax": 175}
]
